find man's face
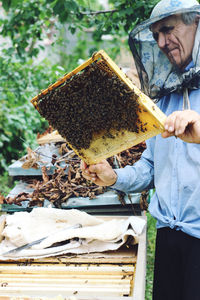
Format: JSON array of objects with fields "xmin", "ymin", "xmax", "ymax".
[{"xmin": 151, "ymin": 15, "xmax": 198, "ymax": 71}]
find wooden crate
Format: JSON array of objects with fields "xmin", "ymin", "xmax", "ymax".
[{"xmin": 0, "ymin": 216, "xmax": 146, "ymax": 300}]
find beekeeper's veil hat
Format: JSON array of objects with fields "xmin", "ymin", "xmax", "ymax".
[{"xmin": 129, "ymin": 0, "xmax": 200, "ymax": 99}]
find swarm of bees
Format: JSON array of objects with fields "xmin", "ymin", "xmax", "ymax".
[{"xmin": 37, "ymin": 61, "xmax": 146, "ymax": 151}]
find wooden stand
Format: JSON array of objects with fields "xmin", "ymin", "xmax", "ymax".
[{"xmin": 0, "ymin": 216, "xmax": 146, "ymax": 300}]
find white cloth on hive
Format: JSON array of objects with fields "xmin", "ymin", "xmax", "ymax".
[{"xmin": 0, "ymin": 207, "xmax": 146, "ymax": 260}]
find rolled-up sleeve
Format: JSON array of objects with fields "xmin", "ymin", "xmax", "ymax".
[{"xmin": 111, "ymin": 137, "xmax": 155, "ymax": 193}]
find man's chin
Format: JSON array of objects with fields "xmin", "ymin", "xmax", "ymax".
[
  {"xmin": 172, "ymin": 63, "xmax": 185, "ymax": 73},
  {"xmin": 167, "ymin": 56, "xmax": 183, "ymax": 72}
]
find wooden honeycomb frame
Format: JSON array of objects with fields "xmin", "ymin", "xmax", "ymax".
[{"xmin": 31, "ymin": 50, "xmax": 166, "ymax": 164}]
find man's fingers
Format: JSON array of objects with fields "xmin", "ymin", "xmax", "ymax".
[
  {"xmin": 162, "ymin": 131, "xmax": 174, "ymax": 138},
  {"xmin": 164, "ymin": 111, "xmax": 180, "ymax": 133},
  {"xmin": 80, "ymin": 160, "xmax": 88, "ymax": 171},
  {"xmin": 164, "ymin": 111, "xmax": 191, "ymax": 136},
  {"xmin": 80, "ymin": 159, "xmax": 117, "ymax": 187},
  {"xmin": 88, "ymin": 160, "xmax": 109, "ymax": 174},
  {"xmin": 162, "ymin": 110, "xmax": 200, "ymax": 143},
  {"xmin": 174, "ymin": 117, "xmax": 188, "ymax": 136},
  {"xmin": 80, "ymin": 160, "xmax": 96, "ymax": 180},
  {"xmin": 82, "ymin": 170, "xmax": 97, "ymax": 181}
]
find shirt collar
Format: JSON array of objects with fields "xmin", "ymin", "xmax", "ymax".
[{"xmin": 185, "ymin": 61, "xmax": 195, "ymax": 71}]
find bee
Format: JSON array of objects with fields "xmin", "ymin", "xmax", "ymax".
[{"xmin": 92, "ymin": 51, "xmax": 98, "ymax": 61}]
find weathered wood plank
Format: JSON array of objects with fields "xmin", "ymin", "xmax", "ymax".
[
  {"xmin": 0, "ymin": 264, "xmax": 134, "ymax": 275},
  {"xmin": 0, "ymin": 285, "xmax": 130, "ymax": 297},
  {"xmin": 132, "ymin": 217, "xmax": 147, "ymax": 300},
  {"xmin": 0, "ymin": 274, "xmax": 127, "ymax": 280},
  {"xmin": 0, "ymin": 277, "xmax": 131, "ymax": 286},
  {"xmin": 22, "ymin": 246, "xmax": 137, "ymax": 264},
  {"xmin": 2, "ymin": 248, "xmax": 137, "ymax": 265}
]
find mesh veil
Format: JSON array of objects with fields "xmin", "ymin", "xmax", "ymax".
[{"xmin": 128, "ymin": 5, "xmax": 200, "ymax": 101}]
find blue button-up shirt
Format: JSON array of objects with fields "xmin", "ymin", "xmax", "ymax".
[{"xmin": 112, "ymin": 88, "xmax": 200, "ymax": 239}]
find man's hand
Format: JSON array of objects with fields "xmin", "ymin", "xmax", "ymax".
[
  {"xmin": 162, "ymin": 110, "xmax": 200, "ymax": 143},
  {"xmin": 80, "ymin": 159, "xmax": 117, "ymax": 186}
]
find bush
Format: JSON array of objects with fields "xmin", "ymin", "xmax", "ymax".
[{"xmin": 0, "ymin": 54, "xmax": 65, "ymax": 172}]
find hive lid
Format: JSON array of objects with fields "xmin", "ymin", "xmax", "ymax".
[{"xmin": 31, "ymin": 50, "xmax": 166, "ymax": 164}]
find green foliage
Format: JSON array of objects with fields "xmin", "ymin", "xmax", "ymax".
[
  {"xmin": 50, "ymin": 0, "xmax": 159, "ymax": 40},
  {"xmin": 0, "ymin": 172, "xmax": 14, "ymax": 196},
  {"xmin": 1, "ymin": 0, "xmax": 159, "ymax": 61},
  {"xmin": 0, "ymin": 52, "xmax": 65, "ymax": 172},
  {"xmin": 0, "ymin": 0, "xmax": 53, "ymax": 60},
  {"xmin": 146, "ymin": 211, "xmax": 157, "ymax": 299}
]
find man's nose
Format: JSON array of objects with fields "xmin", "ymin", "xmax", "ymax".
[{"xmin": 157, "ymin": 32, "xmax": 167, "ymax": 49}]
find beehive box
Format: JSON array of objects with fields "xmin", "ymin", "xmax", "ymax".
[
  {"xmin": 0, "ymin": 215, "xmax": 146, "ymax": 300},
  {"xmin": 4, "ymin": 140, "xmax": 146, "ymax": 215},
  {"xmin": 3, "ymin": 180, "xmax": 142, "ymax": 215},
  {"xmin": 31, "ymin": 50, "xmax": 166, "ymax": 165}
]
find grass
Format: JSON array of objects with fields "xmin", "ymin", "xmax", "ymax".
[
  {"xmin": 145, "ymin": 211, "xmax": 157, "ymax": 300},
  {"xmin": 0, "ymin": 171, "xmax": 14, "ymax": 196}
]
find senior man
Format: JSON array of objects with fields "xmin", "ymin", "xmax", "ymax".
[{"xmin": 81, "ymin": 0, "xmax": 200, "ymax": 299}]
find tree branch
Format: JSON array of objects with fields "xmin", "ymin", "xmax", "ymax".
[{"xmin": 80, "ymin": 9, "xmax": 118, "ymax": 16}]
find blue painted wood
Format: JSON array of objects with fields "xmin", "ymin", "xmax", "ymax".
[
  {"xmin": 6, "ymin": 181, "xmax": 141, "ymax": 207},
  {"xmin": 66, "ymin": 190, "xmax": 140, "ymax": 207},
  {"xmin": 8, "ymin": 143, "xmax": 68, "ymax": 176}
]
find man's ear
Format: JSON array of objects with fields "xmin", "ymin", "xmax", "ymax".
[{"xmin": 195, "ymin": 15, "xmax": 200, "ymax": 25}]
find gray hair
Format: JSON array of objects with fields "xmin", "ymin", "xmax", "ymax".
[{"xmin": 181, "ymin": 12, "xmax": 199, "ymax": 25}]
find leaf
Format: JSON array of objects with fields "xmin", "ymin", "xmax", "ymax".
[
  {"xmin": 1, "ymin": 134, "xmax": 10, "ymax": 142},
  {"xmin": 65, "ymin": 0, "xmax": 79, "ymax": 12},
  {"xmin": 52, "ymin": 0, "xmax": 65, "ymax": 15},
  {"xmin": 11, "ymin": 0, "xmax": 21, "ymax": 7},
  {"xmin": 21, "ymin": 160, "xmax": 39, "ymax": 169},
  {"xmin": 69, "ymin": 24, "xmax": 76, "ymax": 34},
  {"xmin": 41, "ymin": 166, "xmax": 49, "ymax": 183},
  {"xmin": 2, "ymin": 0, "xmax": 12, "ymax": 11}
]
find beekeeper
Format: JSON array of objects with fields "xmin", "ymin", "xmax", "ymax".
[{"xmin": 81, "ymin": 0, "xmax": 200, "ymax": 299}]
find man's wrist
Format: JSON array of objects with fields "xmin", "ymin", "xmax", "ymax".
[{"xmin": 108, "ymin": 170, "xmax": 118, "ymax": 187}]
